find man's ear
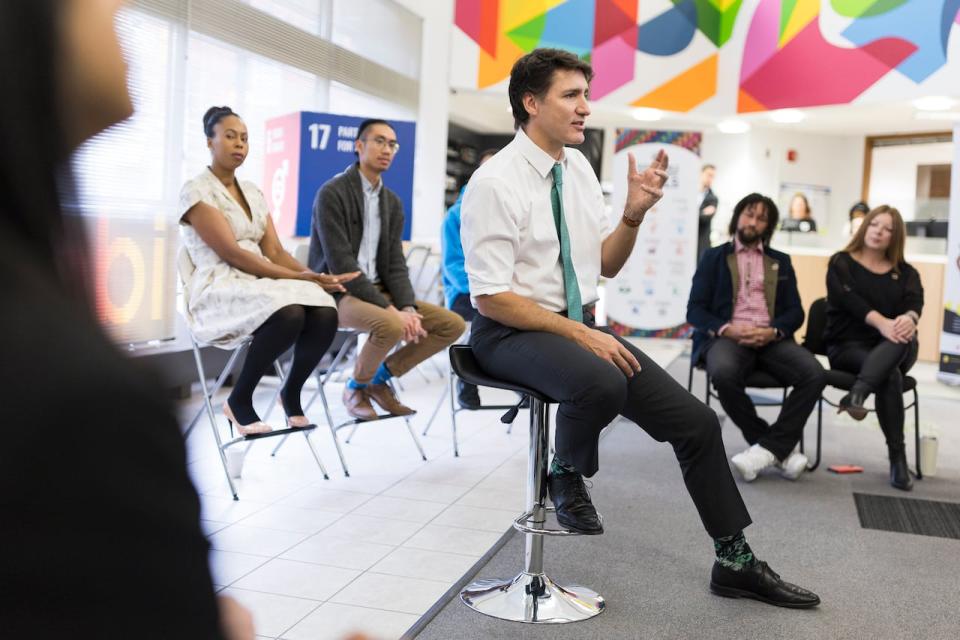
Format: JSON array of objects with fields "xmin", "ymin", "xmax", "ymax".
[
  {"xmin": 354, "ymin": 139, "xmax": 362, "ymax": 155},
  {"xmin": 522, "ymin": 92, "xmax": 538, "ymax": 120}
]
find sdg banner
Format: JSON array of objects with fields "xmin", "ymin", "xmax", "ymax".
[
  {"xmin": 938, "ymin": 125, "xmax": 960, "ymax": 384},
  {"xmin": 606, "ymin": 130, "xmax": 702, "ymax": 338},
  {"xmin": 263, "ymin": 111, "xmax": 416, "ymax": 239}
]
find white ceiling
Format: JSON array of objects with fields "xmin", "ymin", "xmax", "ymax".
[{"xmin": 449, "ymin": 88, "xmax": 960, "ymax": 138}]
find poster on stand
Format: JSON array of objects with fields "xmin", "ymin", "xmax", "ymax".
[
  {"xmin": 263, "ymin": 112, "xmax": 416, "ymax": 239},
  {"xmin": 938, "ymin": 125, "xmax": 960, "ymax": 385},
  {"xmin": 606, "ymin": 130, "xmax": 701, "ymax": 338}
]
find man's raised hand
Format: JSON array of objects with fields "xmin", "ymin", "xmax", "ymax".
[{"xmin": 624, "ymin": 149, "xmax": 670, "ymax": 224}]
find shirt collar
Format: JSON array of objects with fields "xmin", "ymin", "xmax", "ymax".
[
  {"xmin": 359, "ymin": 170, "xmax": 382, "ymax": 196},
  {"xmin": 734, "ymin": 236, "xmax": 763, "ymax": 254},
  {"xmin": 514, "ymin": 127, "xmax": 568, "ymax": 180}
]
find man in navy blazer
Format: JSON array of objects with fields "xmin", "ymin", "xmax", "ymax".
[{"xmin": 687, "ymin": 193, "xmax": 825, "ymax": 483}]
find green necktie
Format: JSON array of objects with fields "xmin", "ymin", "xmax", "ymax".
[{"xmin": 550, "ymin": 162, "xmax": 583, "ymax": 322}]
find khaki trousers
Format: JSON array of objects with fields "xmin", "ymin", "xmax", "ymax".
[{"xmin": 337, "ymin": 292, "xmax": 465, "ymax": 383}]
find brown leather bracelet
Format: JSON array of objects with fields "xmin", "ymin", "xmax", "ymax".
[{"xmin": 621, "ymin": 214, "xmax": 642, "ymax": 228}]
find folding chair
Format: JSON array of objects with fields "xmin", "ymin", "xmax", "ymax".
[
  {"xmin": 178, "ymin": 249, "xmax": 329, "ymax": 501},
  {"xmin": 801, "ymin": 297, "xmax": 922, "ymax": 476},
  {"xmin": 268, "ymin": 328, "xmax": 430, "ymax": 476}
]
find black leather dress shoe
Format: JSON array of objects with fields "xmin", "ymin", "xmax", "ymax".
[
  {"xmin": 547, "ymin": 473, "xmax": 603, "ymax": 535},
  {"xmin": 457, "ymin": 380, "xmax": 481, "ymax": 410},
  {"xmin": 710, "ymin": 561, "xmax": 820, "ymax": 609}
]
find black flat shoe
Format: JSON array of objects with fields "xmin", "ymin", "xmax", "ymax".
[
  {"xmin": 837, "ymin": 392, "xmax": 868, "ymax": 421},
  {"xmin": 457, "ymin": 380, "xmax": 481, "ymax": 410},
  {"xmin": 547, "ymin": 472, "xmax": 604, "ymax": 535},
  {"xmin": 710, "ymin": 561, "xmax": 820, "ymax": 609},
  {"xmin": 889, "ymin": 447, "xmax": 914, "ymax": 491}
]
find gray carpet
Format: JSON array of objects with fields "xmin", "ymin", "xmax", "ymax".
[{"xmin": 413, "ymin": 358, "xmax": 960, "ymax": 639}]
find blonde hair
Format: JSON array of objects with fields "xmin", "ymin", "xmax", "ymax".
[{"xmin": 841, "ymin": 205, "xmax": 906, "ymax": 268}]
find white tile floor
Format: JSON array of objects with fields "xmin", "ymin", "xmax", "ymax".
[{"xmin": 180, "ymin": 338, "xmax": 686, "ymax": 639}]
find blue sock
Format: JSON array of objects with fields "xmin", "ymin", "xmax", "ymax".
[
  {"xmin": 371, "ymin": 362, "xmax": 393, "ymax": 386},
  {"xmin": 346, "ymin": 378, "xmax": 367, "ymax": 390}
]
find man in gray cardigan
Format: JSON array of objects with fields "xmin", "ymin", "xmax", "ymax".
[{"xmin": 309, "ymin": 119, "xmax": 465, "ymax": 420}]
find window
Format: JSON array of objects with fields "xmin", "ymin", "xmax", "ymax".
[{"xmin": 72, "ymin": 0, "xmax": 421, "ymax": 346}]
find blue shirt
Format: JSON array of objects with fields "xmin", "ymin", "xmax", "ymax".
[{"xmin": 441, "ymin": 186, "xmax": 469, "ymax": 308}]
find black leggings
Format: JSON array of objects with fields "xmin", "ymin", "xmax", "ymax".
[
  {"xmin": 828, "ymin": 338, "xmax": 918, "ymax": 448},
  {"xmin": 227, "ymin": 305, "xmax": 338, "ymax": 424}
]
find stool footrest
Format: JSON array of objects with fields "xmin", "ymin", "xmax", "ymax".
[{"xmin": 513, "ymin": 507, "xmax": 591, "ymax": 536}]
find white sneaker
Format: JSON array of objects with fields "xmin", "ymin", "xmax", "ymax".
[
  {"xmin": 777, "ymin": 450, "xmax": 809, "ymax": 480},
  {"xmin": 731, "ymin": 444, "xmax": 776, "ymax": 482}
]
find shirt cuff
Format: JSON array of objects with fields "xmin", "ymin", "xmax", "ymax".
[{"xmin": 716, "ymin": 323, "xmax": 730, "ymax": 337}]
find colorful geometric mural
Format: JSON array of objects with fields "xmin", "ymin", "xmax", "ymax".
[{"xmin": 452, "ymin": 0, "xmax": 960, "ymax": 114}]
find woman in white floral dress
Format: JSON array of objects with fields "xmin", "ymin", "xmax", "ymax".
[{"xmin": 180, "ymin": 106, "xmax": 358, "ymax": 435}]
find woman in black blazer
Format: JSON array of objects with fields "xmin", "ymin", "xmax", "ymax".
[{"xmin": 824, "ymin": 206, "xmax": 923, "ymax": 491}]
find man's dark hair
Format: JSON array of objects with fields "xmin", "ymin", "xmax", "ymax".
[
  {"xmin": 508, "ymin": 48, "xmax": 593, "ymax": 130},
  {"xmin": 356, "ymin": 118, "xmax": 392, "ymax": 142},
  {"xmin": 728, "ymin": 193, "xmax": 779, "ymax": 246},
  {"xmin": 203, "ymin": 106, "xmax": 240, "ymax": 138},
  {"xmin": 355, "ymin": 118, "xmax": 394, "ymax": 158},
  {"xmin": 849, "ymin": 201, "xmax": 869, "ymax": 220}
]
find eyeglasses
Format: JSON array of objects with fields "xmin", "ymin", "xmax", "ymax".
[{"xmin": 365, "ymin": 135, "xmax": 400, "ymax": 153}]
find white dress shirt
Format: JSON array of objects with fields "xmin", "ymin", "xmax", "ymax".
[
  {"xmin": 358, "ymin": 171, "xmax": 381, "ymax": 284},
  {"xmin": 461, "ymin": 127, "xmax": 611, "ymax": 312}
]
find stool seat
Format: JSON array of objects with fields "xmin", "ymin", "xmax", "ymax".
[{"xmin": 449, "ymin": 345, "xmax": 554, "ymax": 403}]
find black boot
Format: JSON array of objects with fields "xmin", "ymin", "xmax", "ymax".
[
  {"xmin": 889, "ymin": 445, "xmax": 913, "ymax": 491},
  {"xmin": 838, "ymin": 383, "xmax": 869, "ymax": 421},
  {"xmin": 457, "ymin": 380, "xmax": 481, "ymax": 410}
]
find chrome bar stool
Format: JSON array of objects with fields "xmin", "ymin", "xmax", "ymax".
[{"xmin": 450, "ymin": 345, "xmax": 605, "ymax": 623}]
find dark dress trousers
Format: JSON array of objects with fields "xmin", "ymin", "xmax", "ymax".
[{"xmin": 471, "ymin": 308, "xmax": 751, "ymax": 540}]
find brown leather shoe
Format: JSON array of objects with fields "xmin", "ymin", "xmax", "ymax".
[
  {"xmin": 342, "ymin": 387, "xmax": 378, "ymax": 421},
  {"xmin": 366, "ymin": 383, "xmax": 416, "ymax": 416}
]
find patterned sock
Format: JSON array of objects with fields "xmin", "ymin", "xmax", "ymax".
[
  {"xmin": 371, "ymin": 362, "xmax": 393, "ymax": 386},
  {"xmin": 346, "ymin": 378, "xmax": 367, "ymax": 390},
  {"xmin": 714, "ymin": 531, "xmax": 757, "ymax": 571},
  {"xmin": 549, "ymin": 456, "xmax": 578, "ymax": 477}
]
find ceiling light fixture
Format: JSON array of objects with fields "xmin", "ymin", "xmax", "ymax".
[
  {"xmin": 914, "ymin": 111, "xmax": 960, "ymax": 121},
  {"xmin": 912, "ymin": 96, "xmax": 956, "ymax": 111},
  {"xmin": 631, "ymin": 107, "xmax": 663, "ymax": 121},
  {"xmin": 717, "ymin": 119, "xmax": 751, "ymax": 134},
  {"xmin": 768, "ymin": 108, "xmax": 806, "ymax": 123}
]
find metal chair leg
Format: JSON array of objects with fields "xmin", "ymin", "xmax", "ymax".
[
  {"xmin": 449, "ymin": 371, "xmax": 459, "ymax": 457},
  {"xmin": 302, "ymin": 430, "xmax": 329, "ymax": 480},
  {"xmin": 913, "ymin": 388, "xmax": 922, "ymax": 479},
  {"xmin": 806, "ymin": 397, "xmax": 823, "ymax": 471},
  {"xmin": 422, "ymin": 371, "xmax": 450, "ymax": 436},
  {"xmin": 404, "ymin": 416, "xmax": 428, "ymax": 461},
  {"xmin": 191, "ymin": 339, "xmax": 239, "ymax": 500}
]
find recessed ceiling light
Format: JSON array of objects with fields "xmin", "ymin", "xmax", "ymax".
[
  {"xmin": 768, "ymin": 109, "xmax": 806, "ymax": 123},
  {"xmin": 717, "ymin": 119, "xmax": 751, "ymax": 134},
  {"xmin": 912, "ymin": 96, "xmax": 956, "ymax": 111},
  {"xmin": 631, "ymin": 107, "xmax": 663, "ymax": 121},
  {"xmin": 914, "ymin": 111, "xmax": 960, "ymax": 121}
]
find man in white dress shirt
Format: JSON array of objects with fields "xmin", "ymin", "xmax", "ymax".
[{"xmin": 460, "ymin": 48, "xmax": 819, "ymax": 608}]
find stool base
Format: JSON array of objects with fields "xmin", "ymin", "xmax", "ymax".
[{"xmin": 460, "ymin": 572, "xmax": 604, "ymax": 623}]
